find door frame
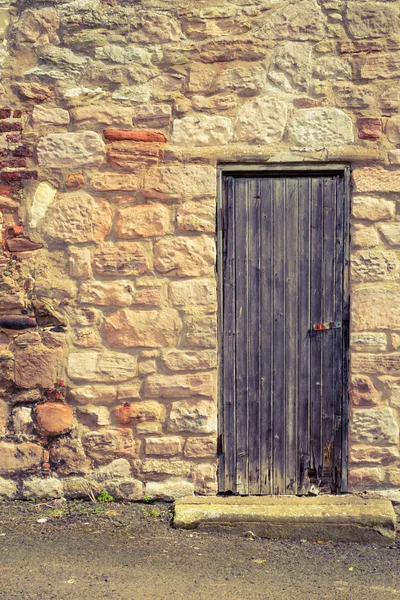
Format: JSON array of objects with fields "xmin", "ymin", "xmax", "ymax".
[{"xmin": 216, "ymin": 163, "xmax": 351, "ymax": 495}]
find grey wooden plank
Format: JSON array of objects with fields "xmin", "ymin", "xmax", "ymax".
[
  {"xmin": 222, "ymin": 175, "xmax": 236, "ymax": 493},
  {"xmin": 247, "ymin": 178, "xmax": 261, "ymax": 495},
  {"xmin": 310, "ymin": 177, "xmax": 324, "ymax": 484},
  {"xmin": 260, "ymin": 178, "xmax": 274, "ymax": 495},
  {"xmin": 272, "ymin": 178, "xmax": 286, "ymax": 495},
  {"xmin": 235, "ymin": 177, "xmax": 249, "ymax": 495},
  {"xmin": 284, "ymin": 177, "xmax": 299, "ymax": 494}
]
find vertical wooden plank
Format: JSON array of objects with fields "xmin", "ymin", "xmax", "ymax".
[
  {"xmin": 272, "ymin": 178, "xmax": 286, "ymax": 494},
  {"xmin": 284, "ymin": 177, "xmax": 299, "ymax": 494},
  {"xmin": 221, "ymin": 175, "xmax": 236, "ymax": 493},
  {"xmin": 260, "ymin": 178, "xmax": 274, "ymax": 495},
  {"xmin": 341, "ymin": 167, "xmax": 351, "ymax": 493},
  {"xmin": 247, "ymin": 178, "xmax": 261, "ymax": 494},
  {"xmin": 235, "ymin": 177, "xmax": 249, "ymax": 494},
  {"xmin": 310, "ymin": 178, "xmax": 324, "ymax": 482}
]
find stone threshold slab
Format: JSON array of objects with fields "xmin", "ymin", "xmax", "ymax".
[{"xmin": 173, "ymin": 495, "xmax": 397, "ymax": 546}]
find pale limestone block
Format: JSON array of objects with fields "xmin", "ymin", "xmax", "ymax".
[
  {"xmin": 69, "ymin": 385, "xmax": 117, "ymax": 406},
  {"xmin": 168, "ymin": 400, "xmax": 217, "ymax": 434},
  {"xmin": 142, "ymin": 165, "xmax": 216, "ymax": 202},
  {"xmin": 352, "ymin": 286, "xmax": 400, "ymax": 331},
  {"xmin": 288, "ymin": 108, "xmax": 354, "ymax": 151},
  {"xmin": 185, "ymin": 314, "xmax": 217, "ymax": 348},
  {"xmin": 38, "ymin": 131, "xmax": 106, "ymax": 169},
  {"xmin": 184, "ymin": 437, "xmax": 217, "ymax": 458},
  {"xmin": 68, "ymin": 352, "xmax": 137, "ymax": 382},
  {"xmin": 172, "ymin": 116, "xmax": 233, "ymax": 146},
  {"xmin": 351, "ymin": 408, "xmax": 399, "ymax": 445},
  {"xmin": 353, "ymin": 168, "xmax": 400, "ymax": 193},
  {"xmin": 161, "ymin": 350, "xmax": 217, "ymax": 372},
  {"xmin": 71, "ymin": 105, "xmax": 132, "ymax": 128},
  {"xmin": 116, "ymin": 401, "xmax": 166, "ymax": 425},
  {"xmin": 169, "ymin": 279, "xmax": 217, "ymax": 308},
  {"xmin": 380, "ymin": 224, "xmax": 400, "ymax": 246},
  {"xmin": 69, "ymin": 247, "xmax": 92, "ymax": 279},
  {"xmin": 255, "ymin": 0, "xmax": 327, "ymax": 41},
  {"xmin": 144, "ymin": 436, "xmax": 182, "ymax": 456},
  {"xmin": 177, "ymin": 202, "xmax": 215, "ymax": 233},
  {"xmin": 144, "ymin": 373, "xmax": 214, "ymax": 399},
  {"xmin": 80, "ymin": 280, "xmax": 134, "ymax": 307},
  {"xmin": 30, "ymin": 182, "xmax": 57, "ymax": 228},
  {"xmin": 22, "ymin": 477, "xmax": 63, "ymax": 500},
  {"xmin": 93, "ymin": 242, "xmax": 151, "ymax": 277},
  {"xmin": 234, "ymin": 96, "xmax": 287, "ymax": 144},
  {"xmin": 32, "ymin": 105, "xmax": 69, "ymax": 126},
  {"xmin": 352, "ymin": 197, "xmax": 395, "ymax": 221},
  {"xmin": 352, "ymin": 353, "xmax": 400, "ymax": 375},
  {"xmin": 352, "ymin": 224, "xmax": 379, "ymax": 248},
  {"xmin": 268, "ymin": 42, "xmax": 312, "ymax": 91},
  {"xmin": 351, "ymin": 250, "xmax": 398, "ymax": 282},
  {"xmin": 115, "ymin": 204, "xmax": 170, "ymax": 238},
  {"xmin": 351, "ymin": 333, "xmax": 387, "ymax": 353},
  {"xmin": 216, "ymin": 65, "xmax": 265, "ymax": 96},
  {"xmin": 348, "ymin": 467, "xmax": 384, "ymax": 488},
  {"xmin": 145, "ymin": 479, "xmax": 194, "ymax": 500},
  {"xmin": 105, "ymin": 308, "xmax": 181, "ymax": 349},
  {"xmin": 90, "ymin": 173, "xmax": 139, "ymax": 192},
  {"xmin": 346, "ymin": 2, "xmax": 399, "ymax": 39},
  {"xmin": 141, "ymin": 458, "xmax": 192, "ymax": 477},
  {"xmin": 96, "ymin": 459, "xmax": 132, "ymax": 480}
]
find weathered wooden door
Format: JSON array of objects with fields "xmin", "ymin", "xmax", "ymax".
[{"xmin": 218, "ymin": 169, "xmax": 350, "ymax": 495}]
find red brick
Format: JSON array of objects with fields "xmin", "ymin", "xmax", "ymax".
[
  {"xmin": 6, "ymin": 134, "xmax": 22, "ymax": 144},
  {"xmin": 103, "ymin": 129, "xmax": 167, "ymax": 143},
  {"xmin": 0, "ymin": 158, "xmax": 26, "ymax": 169},
  {"xmin": 13, "ymin": 110, "xmax": 23, "ymax": 118},
  {"xmin": 0, "ymin": 122, "xmax": 22, "ymax": 133},
  {"xmin": 0, "ymin": 109, "xmax": 11, "ymax": 119},
  {"xmin": 293, "ymin": 97, "xmax": 327, "ymax": 108},
  {"xmin": 12, "ymin": 145, "xmax": 34, "ymax": 158},
  {"xmin": 0, "ymin": 184, "xmax": 14, "ymax": 195},
  {"xmin": 1, "ymin": 170, "xmax": 38, "ymax": 182},
  {"xmin": 357, "ymin": 117, "xmax": 382, "ymax": 140}
]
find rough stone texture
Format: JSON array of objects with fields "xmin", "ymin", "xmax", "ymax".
[
  {"xmin": 352, "ymin": 225, "xmax": 380, "ymax": 249},
  {"xmin": 269, "ymin": 42, "xmax": 312, "ymax": 92},
  {"xmin": 255, "ymin": 0, "xmax": 327, "ymax": 41},
  {"xmin": 90, "ymin": 173, "xmax": 138, "ymax": 192},
  {"xmin": 352, "ymin": 287, "xmax": 400, "ymax": 331},
  {"xmin": 234, "ymin": 97, "xmax": 287, "ymax": 144},
  {"xmin": 169, "ymin": 279, "xmax": 216, "ymax": 308},
  {"xmin": 71, "ymin": 105, "xmax": 132, "ymax": 129},
  {"xmin": 68, "ymin": 352, "xmax": 138, "ymax": 383},
  {"xmin": 93, "ymin": 242, "xmax": 150, "ymax": 277},
  {"xmin": 0, "ymin": 442, "xmax": 43, "ymax": 474},
  {"xmin": 351, "ymin": 251, "xmax": 398, "ymax": 282},
  {"xmin": 353, "ymin": 168, "xmax": 400, "ymax": 194},
  {"xmin": 116, "ymin": 401, "xmax": 165, "ymax": 426},
  {"xmin": 161, "ymin": 350, "xmax": 217, "ymax": 372},
  {"xmin": 184, "ymin": 437, "xmax": 217, "ymax": 458},
  {"xmin": 32, "ymin": 105, "xmax": 70, "ymax": 127},
  {"xmin": 69, "ymin": 386, "xmax": 117, "ymax": 406},
  {"xmin": 22, "ymin": 477, "xmax": 63, "ymax": 500},
  {"xmin": 14, "ymin": 346, "xmax": 63, "ymax": 389},
  {"xmin": 351, "ymin": 333, "xmax": 387, "ymax": 353},
  {"xmin": 145, "ymin": 479, "xmax": 194, "ymax": 500},
  {"xmin": 154, "ymin": 236, "xmax": 215, "ymax": 277},
  {"xmin": 185, "ymin": 314, "xmax": 217, "ymax": 348},
  {"xmin": 80, "ymin": 281, "xmax": 134, "ymax": 307},
  {"xmin": 144, "ymin": 374, "xmax": 214, "ymax": 399},
  {"xmin": 380, "ymin": 224, "xmax": 400, "ymax": 247},
  {"xmin": 145, "ymin": 436, "xmax": 182, "ymax": 456},
  {"xmin": 350, "ymin": 375, "xmax": 382, "ymax": 407},
  {"xmin": 115, "ymin": 204, "xmax": 170, "ymax": 239},
  {"xmin": 69, "ymin": 247, "xmax": 92, "ymax": 280},
  {"xmin": 82, "ymin": 429, "xmax": 137, "ymax": 465},
  {"xmin": 37, "ymin": 132, "xmax": 106, "ymax": 169},
  {"xmin": 351, "ymin": 408, "xmax": 399, "ymax": 446},
  {"xmin": 105, "ymin": 308, "xmax": 181, "ymax": 349},
  {"xmin": 176, "ymin": 202, "xmax": 215, "ymax": 233},
  {"xmin": 0, "ymin": 477, "xmax": 17, "ymax": 499},
  {"xmin": 142, "ymin": 165, "xmax": 216, "ymax": 202},
  {"xmin": 288, "ymin": 109, "xmax": 354, "ymax": 151},
  {"xmin": 350, "ymin": 446, "xmax": 399, "ymax": 465},
  {"xmin": 168, "ymin": 401, "xmax": 217, "ymax": 434},
  {"xmin": 50, "ymin": 438, "xmax": 91, "ymax": 476},
  {"xmin": 36, "ymin": 403, "xmax": 73, "ymax": 437},
  {"xmin": 172, "ymin": 116, "xmax": 233, "ymax": 146},
  {"xmin": 352, "ymin": 354, "xmax": 400, "ymax": 375}
]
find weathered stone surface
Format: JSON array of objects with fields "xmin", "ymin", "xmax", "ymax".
[
  {"xmin": 90, "ymin": 173, "xmax": 138, "ymax": 192},
  {"xmin": 346, "ymin": 3, "xmax": 399, "ymax": 39},
  {"xmin": 333, "ymin": 83, "xmax": 374, "ymax": 110},
  {"xmin": 200, "ymin": 39, "xmax": 269, "ymax": 64},
  {"xmin": 188, "ymin": 64, "xmax": 217, "ymax": 94},
  {"xmin": 184, "ymin": 437, "xmax": 217, "ymax": 458},
  {"xmin": 380, "ymin": 224, "xmax": 400, "ymax": 247},
  {"xmin": 69, "ymin": 385, "xmax": 117, "ymax": 406},
  {"xmin": 133, "ymin": 104, "xmax": 172, "ymax": 128},
  {"xmin": 352, "ymin": 197, "xmax": 395, "ymax": 222},
  {"xmin": 176, "ymin": 202, "xmax": 214, "ymax": 233},
  {"xmin": 141, "ymin": 458, "xmax": 192, "ymax": 477},
  {"xmin": 96, "ymin": 459, "xmax": 132, "ymax": 480},
  {"xmin": 116, "ymin": 401, "xmax": 165, "ymax": 425},
  {"xmin": 268, "ymin": 42, "xmax": 312, "ymax": 92},
  {"xmin": 65, "ymin": 173, "xmax": 85, "ymax": 190},
  {"xmin": 116, "ymin": 204, "xmax": 169, "ymax": 239},
  {"xmin": 353, "ymin": 287, "xmax": 400, "ymax": 331},
  {"xmin": 117, "ymin": 384, "xmax": 142, "ymax": 402},
  {"xmin": 185, "ymin": 314, "xmax": 217, "ymax": 348},
  {"xmin": 100, "ymin": 478, "xmax": 143, "ymax": 501},
  {"xmin": 14, "ymin": 346, "xmax": 63, "ymax": 389},
  {"xmin": 71, "ymin": 105, "xmax": 132, "ymax": 128},
  {"xmin": 142, "ymin": 165, "xmax": 216, "ymax": 202},
  {"xmin": 255, "ymin": 0, "xmax": 327, "ymax": 41},
  {"xmin": 234, "ymin": 96, "xmax": 287, "ymax": 144},
  {"xmin": 351, "ymin": 408, "xmax": 399, "ymax": 445},
  {"xmin": 161, "ymin": 350, "xmax": 217, "ymax": 372},
  {"xmin": 0, "ymin": 442, "xmax": 43, "ymax": 474},
  {"xmin": 144, "ymin": 373, "xmax": 214, "ymax": 399},
  {"xmin": 77, "ymin": 405, "xmax": 110, "ymax": 427},
  {"xmin": 82, "ymin": 429, "xmax": 137, "ymax": 465},
  {"xmin": 105, "ymin": 308, "xmax": 181, "ymax": 349},
  {"xmin": 93, "ymin": 242, "xmax": 150, "ymax": 277},
  {"xmin": 32, "ymin": 105, "xmax": 69, "ymax": 126},
  {"xmin": 139, "ymin": 358, "xmax": 157, "ymax": 375},
  {"xmin": 348, "ymin": 467, "xmax": 384, "ymax": 488},
  {"xmin": 172, "ymin": 116, "xmax": 232, "ymax": 146},
  {"xmin": 288, "ymin": 109, "xmax": 354, "ymax": 151},
  {"xmin": 80, "ymin": 280, "xmax": 134, "ymax": 307},
  {"xmin": 191, "ymin": 94, "xmax": 237, "ymax": 112},
  {"xmin": 359, "ymin": 54, "xmax": 400, "ymax": 81},
  {"xmin": 169, "ymin": 279, "xmax": 217, "ymax": 307},
  {"xmin": 350, "ymin": 375, "xmax": 382, "ymax": 407},
  {"xmin": 13, "ymin": 406, "xmax": 34, "ymax": 436},
  {"xmin": 0, "ymin": 399, "xmax": 8, "ymax": 436},
  {"xmin": 107, "ymin": 141, "xmax": 162, "ymax": 168},
  {"xmin": 168, "ymin": 400, "xmax": 217, "ymax": 434},
  {"xmin": 352, "ymin": 225, "xmax": 379, "ymax": 249},
  {"xmin": 14, "ymin": 7, "xmax": 60, "ymax": 46},
  {"xmin": 351, "ymin": 250, "xmax": 398, "ymax": 282},
  {"xmin": 45, "ymin": 193, "xmax": 112, "ymax": 244},
  {"xmin": 216, "ymin": 65, "xmax": 265, "ymax": 96},
  {"xmin": 352, "ymin": 353, "xmax": 400, "ymax": 375},
  {"xmin": 357, "ymin": 118, "xmax": 382, "ymax": 141},
  {"xmin": 388, "ymin": 150, "xmax": 400, "ymax": 165},
  {"xmin": 350, "ymin": 445, "xmax": 399, "ymax": 465},
  {"xmin": 133, "ymin": 289, "xmax": 161, "ymax": 307},
  {"xmin": 50, "ymin": 438, "xmax": 91, "ymax": 475},
  {"xmin": 154, "ymin": 236, "xmax": 215, "ymax": 277},
  {"xmin": 145, "ymin": 436, "xmax": 182, "ymax": 456},
  {"xmin": 36, "ymin": 403, "xmax": 73, "ymax": 437},
  {"xmin": 68, "ymin": 352, "xmax": 137, "ymax": 382},
  {"xmin": 75, "ymin": 308, "xmax": 101, "ymax": 327},
  {"xmin": 95, "ymin": 45, "xmax": 152, "ymax": 66},
  {"xmin": 353, "ymin": 168, "xmax": 400, "ymax": 193},
  {"xmin": 73, "ymin": 328, "xmax": 100, "ymax": 348},
  {"xmin": 104, "ymin": 129, "xmax": 167, "ymax": 143},
  {"xmin": 22, "ymin": 477, "xmax": 63, "ymax": 500},
  {"xmin": 0, "ymin": 477, "xmax": 17, "ymax": 499},
  {"xmin": 37, "ymin": 132, "xmax": 106, "ymax": 169},
  {"xmin": 69, "ymin": 247, "xmax": 92, "ymax": 279},
  {"xmin": 144, "ymin": 478, "xmax": 194, "ymax": 500},
  {"xmin": 30, "ymin": 181, "xmax": 57, "ymax": 229},
  {"xmin": 351, "ymin": 333, "xmax": 387, "ymax": 353}
]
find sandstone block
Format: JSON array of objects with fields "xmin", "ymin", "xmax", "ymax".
[
  {"xmin": 0, "ymin": 477, "xmax": 17, "ymax": 499},
  {"xmin": 77, "ymin": 405, "xmax": 110, "ymax": 427},
  {"xmin": 107, "ymin": 141, "xmax": 163, "ymax": 169},
  {"xmin": 353, "ymin": 168, "xmax": 400, "ymax": 193},
  {"xmin": 188, "ymin": 64, "xmax": 217, "ymax": 94},
  {"xmin": 234, "ymin": 96, "xmax": 287, "ymax": 144},
  {"xmin": 50, "ymin": 438, "xmax": 91, "ymax": 476},
  {"xmin": 75, "ymin": 308, "xmax": 101, "ymax": 327},
  {"xmin": 133, "ymin": 104, "xmax": 172, "ymax": 128},
  {"xmin": 177, "ymin": 202, "xmax": 215, "ymax": 233},
  {"xmin": 116, "ymin": 401, "xmax": 165, "ymax": 425},
  {"xmin": 191, "ymin": 462, "xmax": 217, "ymax": 495},
  {"xmin": 352, "ymin": 353, "xmax": 400, "ymax": 375},
  {"xmin": 348, "ymin": 467, "xmax": 384, "ymax": 488},
  {"xmin": 359, "ymin": 54, "xmax": 400, "ymax": 80},
  {"xmin": 184, "ymin": 437, "xmax": 217, "ymax": 458},
  {"xmin": 131, "ymin": 12, "xmax": 182, "ymax": 43},
  {"xmin": 333, "ymin": 83, "xmax": 374, "ymax": 110},
  {"xmin": 71, "ymin": 105, "xmax": 132, "ymax": 129},
  {"xmin": 105, "ymin": 308, "xmax": 181, "ymax": 349},
  {"xmin": 82, "ymin": 428, "xmax": 137, "ymax": 465},
  {"xmin": 185, "ymin": 314, "xmax": 217, "ymax": 348},
  {"xmin": 199, "ymin": 39, "xmax": 269, "ymax": 64},
  {"xmin": 288, "ymin": 108, "xmax": 354, "ymax": 151},
  {"xmin": 161, "ymin": 350, "xmax": 217, "ymax": 372},
  {"xmin": 69, "ymin": 247, "xmax": 92, "ymax": 279},
  {"xmin": 168, "ymin": 400, "xmax": 217, "ymax": 434},
  {"xmin": 0, "ymin": 442, "xmax": 43, "ymax": 474},
  {"xmin": 154, "ymin": 236, "xmax": 215, "ymax": 277},
  {"xmin": 172, "ymin": 116, "xmax": 232, "ymax": 146},
  {"xmin": 68, "ymin": 352, "xmax": 137, "ymax": 382},
  {"xmin": 141, "ymin": 458, "xmax": 192, "ymax": 477},
  {"xmin": 352, "ymin": 196, "xmax": 395, "ymax": 221},
  {"xmin": 30, "ymin": 182, "xmax": 57, "ymax": 229},
  {"xmin": 345, "ymin": 3, "xmax": 398, "ymax": 39},
  {"xmin": 352, "ymin": 287, "xmax": 400, "ymax": 331},
  {"xmin": 80, "ymin": 280, "xmax": 134, "ymax": 307},
  {"xmin": 351, "ymin": 250, "xmax": 398, "ymax": 282},
  {"xmin": 169, "ymin": 279, "xmax": 217, "ymax": 308},
  {"xmin": 100, "ymin": 478, "xmax": 143, "ymax": 501},
  {"xmin": 90, "ymin": 173, "xmax": 139, "ymax": 192},
  {"xmin": 37, "ymin": 132, "xmax": 106, "ymax": 169},
  {"xmin": 22, "ymin": 477, "xmax": 63, "ymax": 500},
  {"xmin": 36, "ymin": 403, "xmax": 73, "ymax": 437},
  {"xmin": 380, "ymin": 224, "xmax": 400, "ymax": 246},
  {"xmin": 145, "ymin": 436, "xmax": 182, "ymax": 456},
  {"xmin": 357, "ymin": 118, "xmax": 382, "ymax": 141},
  {"xmin": 388, "ymin": 471, "xmax": 400, "ymax": 487},
  {"xmin": 96, "ymin": 459, "xmax": 132, "ymax": 480},
  {"xmin": 116, "ymin": 204, "xmax": 169, "ymax": 239},
  {"xmin": 93, "ymin": 241, "xmax": 150, "ymax": 277},
  {"xmin": 255, "ymin": 0, "xmax": 327, "ymax": 41},
  {"xmin": 350, "ymin": 375, "xmax": 382, "ymax": 407},
  {"xmin": 268, "ymin": 42, "xmax": 312, "ymax": 92},
  {"xmin": 69, "ymin": 385, "xmax": 117, "ymax": 406},
  {"xmin": 142, "ymin": 165, "xmax": 216, "ymax": 202},
  {"xmin": 192, "ymin": 94, "xmax": 237, "ymax": 112},
  {"xmin": 65, "ymin": 174, "xmax": 85, "ymax": 190},
  {"xmin": 14, "ymin": 7, "xmax": 60, "ymax": 45},
  {"xmin": 117, "ymin": 384, "xmax": 142, "ymax": 401},
  {"xmin": 0, "ymin": 399, "xmax": 8, "ymax": 436},
  {"xmin": 388, "ymin": 150, "xmax": 400, "ymax": 165},
  {"xmin": 45, "ymin": 193, "xmax": 112, "ymax": 244},
  {"xmin": 95, "ymin": 45, "xmax": 151, "ymax": 66},
  {"xmin": 139, "ymin": 358, "xmax": 157, "ymax": 376},
  {"xmin": 104, "ymin": 130, "xmax": 166, "ymax": 143},
  {"xmin": 32, "ymin": 105, "xmax": 70, "ymax": 127},
  {"xmin": 75, "ymin": 326, "xmax": 98, "ymax": 347},
  {"xmin": 14, "ymin": 346, "xmax": 63, "ymax": 389},
  {"xmin": 133, "ymin": 289, "xmax": 161, "ymax": 307},
  {"xmin": 144, "ymin": 373, "xmax": 214, "ymax": 399},
  {"xmin": 352, "ymin": 225, "xmax": 379, "ymax": 248},
  {"xmin": 216, "ymin": 65, "xmax": 265, "ymax": 96},
  {"xmin": 351, "ymin": 408, "xmax": 399, "ymax": 445},
  {"xmin": 144, "ymin": 478, "xmax": 194, "ymax": 500},
  {"xmin": 351, "ymin": 333, "xmax": 387, "ymax": 353},
  {"xmin": 350, "ymin": 445, "xmax": 399, "ymax": 465}
]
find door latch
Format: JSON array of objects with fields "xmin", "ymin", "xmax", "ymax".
[{"xmin": 313, "ymin": 321, "xmax": 342, "ymax": 332}]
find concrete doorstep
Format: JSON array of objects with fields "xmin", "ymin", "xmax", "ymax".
[{"xmin": 173, "ymin": 495, "xmax": 397, "ymax": 546}]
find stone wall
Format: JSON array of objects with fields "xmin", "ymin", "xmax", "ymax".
[{"xmin": 0, "ymin": 0, "xmax": 399, "ymax": 500}]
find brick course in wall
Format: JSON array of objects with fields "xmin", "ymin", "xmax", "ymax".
[{"xmin": 0, "ymin": 0, "xmax": 399, "ymax": 500}]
